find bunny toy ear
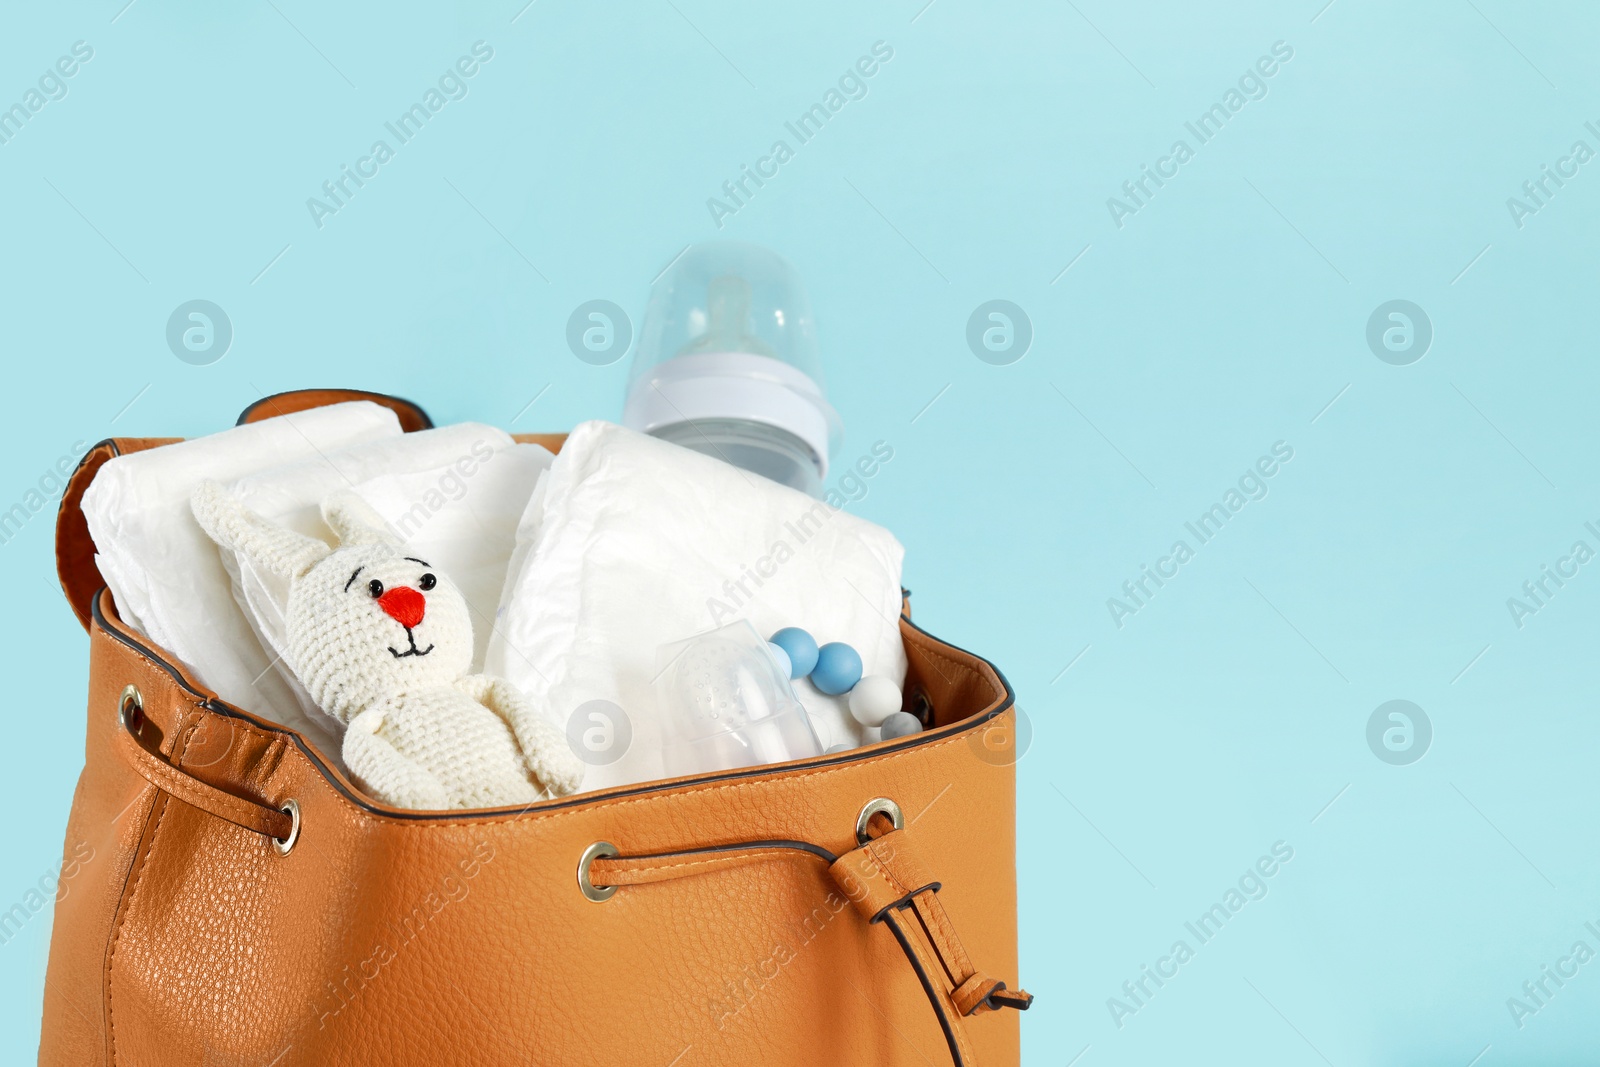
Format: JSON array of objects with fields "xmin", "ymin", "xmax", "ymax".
[
  {"xmin": 321, "ymin": 490, "xmax": 401, "ymax": 549},
  {"xmin": 191, "ymin": 480, "xmax": 332, "ymax": 581}
]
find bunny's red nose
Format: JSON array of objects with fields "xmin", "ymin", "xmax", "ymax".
[{"xmin": 377, "ymin": 586, "xmax": 426, "ymax": 629}]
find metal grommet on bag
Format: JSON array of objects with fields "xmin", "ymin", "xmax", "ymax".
[
  {"xmin": 577, "ymin": 841, "xmax": 619, "ymax": 902},
  {"xmin": 118, "ymin": 684, "xmax": 144, "ymax": 735},
  {"xmin": 272, "ymin": 799, "xmax": 301, "ymax": 856},
  {"xmin": 856, "ymin": 797, "xmax": 904, "ymax": 844}
]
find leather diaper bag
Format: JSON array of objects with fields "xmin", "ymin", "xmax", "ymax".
[{"xmin": 39, "ymin": 389, "xmax": 1031, "ymax": 1066}]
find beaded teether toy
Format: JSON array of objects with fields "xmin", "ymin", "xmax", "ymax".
[{"xmin": 767, "ymin": 626, "xmax": 916, "ymax": 741}]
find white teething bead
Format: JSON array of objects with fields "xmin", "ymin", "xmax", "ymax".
[
  {"xmin": 848, "ymin": 674, "xmax": 902, "ymax": 727},
  {"xmin": 878, "ymin": 711, "xmax": 922, "ymax": 741}
]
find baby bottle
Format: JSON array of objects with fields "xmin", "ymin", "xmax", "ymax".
[{"xmin": 623, "ymin": 242, "xmax": 842, "ymax": 497}]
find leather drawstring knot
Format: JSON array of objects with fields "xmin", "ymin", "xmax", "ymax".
[{"xmin": 828, "ymin": 825, "xmax": 1031, "ymax": 1064}]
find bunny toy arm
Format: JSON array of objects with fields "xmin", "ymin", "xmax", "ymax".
[
  {"xmin": 343, "ymin": 707, "xmax": 452, "ymax": 810},
  {"xmin": 457, "ymin": 675, "xmax": 584, "ymax": 796}
]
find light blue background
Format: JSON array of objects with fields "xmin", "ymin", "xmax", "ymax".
[{"xmin": 3, "ymin": 1, "xmax": 1597, "ymax": 1062}]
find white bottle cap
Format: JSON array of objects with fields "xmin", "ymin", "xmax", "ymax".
[{"xmin": 623, "ymin": 351, "xmax": 836, "ymax": 477}]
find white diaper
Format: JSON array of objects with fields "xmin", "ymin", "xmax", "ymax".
[
  {"xmin": 346, "ymin": 441, "xmax": 553, "ymax": 670},
  {"xmin": 82, "ymin": 401, "xmax": 403, "ymax": 736},
  {"xmin": 222, "ymin": 424, "xmax": 550, "ymax": 732},
  {"xmin": 486, "ymin": 420, "xmax": 906, "ymax": 791}
]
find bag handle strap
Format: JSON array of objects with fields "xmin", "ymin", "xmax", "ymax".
[
  {"xmin": 236, "ymin": 388, "xmax": 434, "ymax": 431},
  {"xmin": 114, "ymin": 687, "xmax": 295, "ymax": 842},
  {"xmin": 588, "ymin": 817, "xmax": 1030, "ymax": 1067}
]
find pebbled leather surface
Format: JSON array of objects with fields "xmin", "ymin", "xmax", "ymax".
[{"xmin": 40, "ymin": 590, "xmax": 1022, "ymax": 1066}]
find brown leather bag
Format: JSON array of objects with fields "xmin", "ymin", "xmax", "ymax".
[{"xmin": 40, "ymin": 389, "xmax": 1030, "ymax": 1066}]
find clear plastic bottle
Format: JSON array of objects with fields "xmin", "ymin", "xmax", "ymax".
[
  {"xmin": 624, "ymin": 242, "xmax": 842, "ymax": 497},
  {"xmin": 653, "ymin": 620, "xmax": 823, "ymax": 776}
]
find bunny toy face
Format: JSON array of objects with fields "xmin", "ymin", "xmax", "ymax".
[
  {"xmin": 191, "ymin": 481, "xmax": 476, "ymax": 723},
  {"xmin": 288, "ymin": 544, "xmax": 474, "ymax": 724}
]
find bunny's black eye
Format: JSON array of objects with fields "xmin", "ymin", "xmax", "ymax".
[
  {"xmin": 419, "ymin": 573, "xmax": 437, "ymax": 591},
  {"xmin": 367, "ymin": 579, "xmax": 385, "ymax": 598}
]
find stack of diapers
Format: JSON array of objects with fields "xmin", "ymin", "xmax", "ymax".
[
  {"xmin": 487, "ymin": 420, "xmax": 907, "ymax": 791},
  {"xmin": 220, "ymin": 423, "xmax": 554, "ymax": 736},
  {"xmin": 84, "ymin": 405, "xmax": 908, "ymax": 805},
  {"xmin": 82, "ymin": 401, "xmax": 403, "ymax": 741}
]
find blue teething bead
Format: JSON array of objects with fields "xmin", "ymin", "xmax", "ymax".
[
  {"xmin": 769, "ymin": 627, "xmax": 818, "ymax": 678},
  {"xmin": 766, "ymin": 642, "xmax": 792, "ymax": 679},
  {"xmin": 810, "ymin": 642, "xmax": 863, "ymax": 696}
]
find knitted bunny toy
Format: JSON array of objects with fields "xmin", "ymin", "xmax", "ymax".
[{"xmin": 191, "ymin": 481, "xmax": 583, "ymax": 809}]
